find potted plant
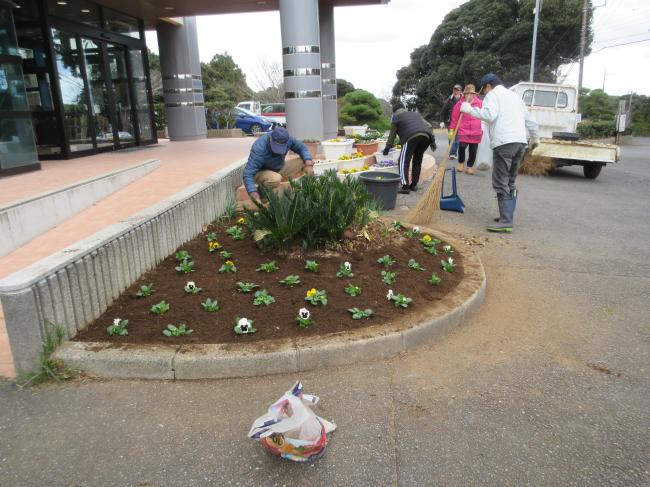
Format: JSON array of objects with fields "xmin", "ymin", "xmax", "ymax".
[
  {"xmin": 343, "ymin": 124, "xmax": 368, "ymax": 136},
  {"xmin": 354, "ymin": 133, "xmax": 380, "ymax": 156},
  {"xmin": 337, "ymin": 151, "xmax": 366, "ymax": 171},
  {"xmin": 321, "ymin": 137, "xmax": 355, "ymax": 161}
]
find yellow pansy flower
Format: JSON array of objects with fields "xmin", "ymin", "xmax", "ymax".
[
  {"xmin": 237, "ymin": 217, "xmax": 245, "ymax": 225},
  {"xmin": 306, "ymin": 288, "xmax": 317, "ymax": 298}
]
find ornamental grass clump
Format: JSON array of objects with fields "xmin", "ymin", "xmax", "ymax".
[
  {"xmin": 243, "ymin": 171, "xmax": 378, "ymax": 251},
  {"xmin": 135, "ymin": 283, "xmax": 153, "ymax": 298}
]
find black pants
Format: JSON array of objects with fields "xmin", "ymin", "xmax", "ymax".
[
  {"xmin": 399, "ymin": 134, "xmax": 430, "ymax": 187},
  {"xmin": 458, "ymin": 142, "xmax": 478, "ymax": 167}
]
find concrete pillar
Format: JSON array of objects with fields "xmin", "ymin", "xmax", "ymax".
[
  {"xmin": 279, "ymin": 0, "xmax": 324, "ymax": 141},
  {"xmin": 156, "ymin": 17, "xmax": 206, "ymax": 141},
  {"xmin": 319, "ymin": 3, "xmax": 338, "ymax": 140}
]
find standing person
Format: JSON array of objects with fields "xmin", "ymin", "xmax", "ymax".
[
  {"xmin": 242, "ymin": 126, "xmax": 313, "ymax": 203},
  {"xmin": 440, "ymin": 84, "xmax": 463, "ymax": 159},
  {"xmin": 449, "ymin": 83, "xmax": 483, "ymax": 175},
  {"xmin": 383, "ymin": 101, "xmax": 436, "ymax": 194},
  {"xmin": 460, "ymin": 73, "xmax": 539, "ymax": 233}
]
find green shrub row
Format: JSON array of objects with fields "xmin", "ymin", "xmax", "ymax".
[{"xmin": 576, "ymin": 120, "xmax": 616, "ymax": 139}]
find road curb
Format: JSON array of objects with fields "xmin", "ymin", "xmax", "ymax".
[{"xmin": 53, "ymin": 226, "xmax": 486, "ymax": 380}]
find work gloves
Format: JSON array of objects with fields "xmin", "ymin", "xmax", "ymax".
[
  {"xmin": 460, "ymin": 102, "xmax": 473, "ymax": 114},
  {"xmin": 528, "ymin": 138, "xmax": 540, "ymax": 151},
  {"xmin": 382, "ymin": 147, "xmax": 391, "ymax": 156},
  {"xmin": 439, "ymin": 122, "xmax": 445, "ymax": 129}
]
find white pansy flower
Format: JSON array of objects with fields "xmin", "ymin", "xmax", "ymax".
[
  {"xmin": 237, "ymin": 317, "xmax": 251, "ymax": 333},
  {"xmin": 344, "ymin": 261, "xmax": 352, "ymax": 271},
  {"xmin": 186, "ymin": 281, "xmax": 196, "ymax": 290},
  {"xmin": 443, "ymin": 245, "xmax": 452, "ymax": 252},
  {"xmin": 413, "ymin": 226, "xmax": 420, "ymax": 233},
  {"xmin": 113, "ymin": 318, "xmax": 121, "ymax": 326},
  {"xmin": 386, "ymin": 289, "xmax": 394, "ymax": 300},
  {"xmin": 298, "ymin": 308, "xmax": 310, "ymax": 319},
  {"xmin": 448, "ymin": 258, "xmax": 455, "ymax": 265}
]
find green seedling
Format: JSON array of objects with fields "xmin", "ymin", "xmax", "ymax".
[
  {"xmin": 201, "ymin": 298, "xmax": 220, "ymax": 312},
  {"xmin": 226, "ymin": 225, "xmax": 244, "ymax": 240},
  {"xmin": 428, "ymin": 273, "xmax": 442, "ymax": 286},
  {"xmin": 381, "ymin": 270, "xmax": 396, "ymax": 284},
  {"xmin": 219, "ymin": 250, "xmax": 233, "ymax": 259},
  {"xmin": 408, "ymin": 258, "xmax": 425, "ymax": 271},
  {"xmin": 377, "ymin": 255, "xmax": 395, "ymax": 267},
  {"xmin": 175, "ymin": 260, "xmax": 195, "ymax": 274},
  {"xmin": 344, "ymin": 283, "xmax": 362, "ymax": 297},
  {"xmin": 135, "ymin": 283, "xmax": 153, "ymax": 298},
  {"xmin": 175, "ymin": 250, "xmax": 191, "ymax": 262},
  {"xmin": 441, "ymin": 257, "xmax": 456, "ymax": 273},
  {"xmin": 348, "ymin": 307, "xmax": 373, "ymax": 320},
  {"xmin": 150, "ymin": 300, "xmax": 170, "ymax": 315},
  {"xmin": 253, "ymin": 289, "xmax": 275, "ymax": 306},
  {"xmin": 280, "ymin": 275, "xmax": 301, "ymax": 287},
  {"xmin": 163, "ymin": 323, "xmax": 193, "ymax": 337},
  {"xmin": 304, "ymin": 260, "xmax": 319, "ymax": 272},
  {"xmin": 219, "ymin": 260, "xmax": 237, "ymax": 273},
  {"xmin": 237, "ymin": 282, "xmax": 259, "ymax": 293},
  {"xmin": 305, "ymin": 288, "xmax": 328, "ymax": 306},
  {"xmin": 257, "ymin": 261, "xmax": 279, "ymax": 273},
  {"xmin": 336, "ymin": 261, "xmax": 354, "ymax": 278},
  {"xmin": 107, "ymin": 318, "xmax": 128, "ymax": 336}
]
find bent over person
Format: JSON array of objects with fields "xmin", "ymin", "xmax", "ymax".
[
  {"xmin": 460, "ymin": 73, "xmax": 539, "ymax": 233},
  {"xmin": 383, "ymin": 101, "xmax": 436, "ymax": 194},
  {"xmin": 242, "ymin": 127, "xmax": 313, "ymax": 203}
]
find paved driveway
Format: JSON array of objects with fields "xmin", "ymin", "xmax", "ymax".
[{"xmin": 1, "ymin": 139, "xmax": 648, "ymax": 486}]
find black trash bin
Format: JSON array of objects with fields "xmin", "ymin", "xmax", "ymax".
[{"xmin": 359, "ymin": 171, "xmax": 401, "ymax": 210}]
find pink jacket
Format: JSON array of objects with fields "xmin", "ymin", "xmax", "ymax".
[{"xmin": 450, "ymin": 95, "xmax": 483, "ymax": 144}]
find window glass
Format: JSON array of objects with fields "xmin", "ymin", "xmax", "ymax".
[
  {"xmin": 104, "ymin": 8, "xmax": 140, "ymax": 38},
  {"xmin": 129, "ymin": 49, "xmax": 153, "ymax": 141},
  {"xmin": 532, "ymin": 90, "xmax": 558, "ymax": 108},
  {"xmin": 557, "ymin": 92, "xmax": 568, "ymax": 108},
  {"xmin": 0, "ymin": 118, "xmax": 39, "ymax": 168},
  {"xmin": 0, "ymin": 62, "xmax": 28, "ymax": 111},
  {"xmin": 106, "ymin": 43, "xmax": 134, "ymax": 142},
  {"xmin": 52, "ymin": 28, "xmax": 93, "ymax": 152},
  {"xmin": 13, "ymin": 0, "xmax": 42, "ymax": 23},
  {"xmin": 0, "ymin": 9, "xmax": 19, "ymax": 56},
  {"xmin": 522, "ymin": 90, "xmax": 533, "ymax": 106},
  {"xmin": 47, "ymin": 0, "xmax": 102, "ymax": 29}
]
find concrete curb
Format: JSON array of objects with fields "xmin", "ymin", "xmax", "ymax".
[{"xmin": 53, "ymin": 226, "xmax": 486, "ymax": 380}]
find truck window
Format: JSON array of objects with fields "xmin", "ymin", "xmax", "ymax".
[
  {"xmin": 556, "ymin": 92, "xmax": 568, "ymax": 108},
  {"xmin": 532, "ymin": 90, "xmax": 558, "ymax": 107},
  {"xmin": 523, "ymin": 90, "xmax": 534, "ymax": 106}
]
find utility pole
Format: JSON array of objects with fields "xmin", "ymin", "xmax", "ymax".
[
  {"xmin": 529, "ymin": 0, "xmax": 542, "ymax": 81},
  {"xmin": 576, "ymin": 0, "xmax": 589, "ymax": 112}
]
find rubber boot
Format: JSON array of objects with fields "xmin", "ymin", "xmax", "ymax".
[
  {"xmin": 494, "ymin": 190, "xmax": 517, "ymax": 222},
  {"xmin": 487, "ymin": 198, "xmax": 514, "ymax": 233}
]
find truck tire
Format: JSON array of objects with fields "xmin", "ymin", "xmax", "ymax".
[
  {"xmin": 552, "ymin": 132, "xmax": 581, "ymax": 141},
  {"xmin": 583, "ymin": 164, "xmax": 603, "ymax": 179}
]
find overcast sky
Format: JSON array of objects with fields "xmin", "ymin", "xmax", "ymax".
[{"xmin": 145, "ymin": 0, "xmax": 649, "ymax": 98}]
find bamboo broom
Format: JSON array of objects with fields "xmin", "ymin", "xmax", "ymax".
[{"xmin": 406, "ymin": 113, "xmax": 464, "ymax": 225}]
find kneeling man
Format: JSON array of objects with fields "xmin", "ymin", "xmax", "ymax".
[{"xmin": 243, "ymin": 127, "xmax": 313, "ymax": 203}]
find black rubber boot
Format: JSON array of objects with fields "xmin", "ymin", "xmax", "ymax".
[
  {"xmin": 398, "ymin": 185, "xmax": 410, "ymax": 194},
  {"xmin": 487, "ymin": 198, "xmax": 514, "ymax": 233}
]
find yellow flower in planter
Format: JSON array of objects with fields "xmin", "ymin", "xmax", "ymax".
[
  {"xmin": 237, "ymin": 217, "xmax": 246, "ymax": 225},
  {"xmin": 306, "ymin": 288, "xmax": 317, "ymax": 298},
  {"xmin": 208, "ymin": 241, "xmax": 221, "ymax": 252},
  {"xmin": 422, "ymin": 235, "xmax": 432, "ymax": 243},
  {"xmin": 225, "ymin": 260, "xmax": 234, "ymax": 266}
]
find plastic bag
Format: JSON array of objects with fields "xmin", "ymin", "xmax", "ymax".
[
  {"xmin": 476, "ymin": 122, "xmax": 492, "ymax": 171},
  {"xmin": 248, "ymin": 381, "xmax": 337, "ymax": 462}
]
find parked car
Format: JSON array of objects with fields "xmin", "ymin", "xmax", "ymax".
[
  {"xmin": 261, "ymin": 102, "xmax": 286, "ymax": 126},
  {"xmin": 234, "ymin": 107, "xmax": 273, "ymax": 135},
  {"xmin": 236, "ymin": 100, "xmax": 261, "ymax": 114}
]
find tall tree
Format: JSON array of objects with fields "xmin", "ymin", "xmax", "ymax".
[
  {"xmin": 339, "ymin": 89, "xmax": 390, "ymax": 130},
  {"xmin": 201, "ymin": 53, "xmax": 252, "ymax": 109},
  {"xmin": 393, "ymin": 0, "xmax": 593, "ymax": 120},
  {"xmin": 336, "ymin": 78, "xmax": 355, "ymax": 99}
]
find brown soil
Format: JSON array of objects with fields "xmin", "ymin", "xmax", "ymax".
[{"xmin": 74, "ymin": 221, "xmax": 464, "ymax": 345}]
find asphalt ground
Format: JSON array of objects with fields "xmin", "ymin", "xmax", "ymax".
[{"xmin": 1, "ymin": 139, "xmax": 648, "ymax": 486}]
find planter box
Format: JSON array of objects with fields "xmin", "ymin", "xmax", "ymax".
[
  {"xmin": 321, "ymin": 139, "xmax": 354, "ymax": 160},
  {"xmin": 344, "ymin": 125, "xmax": 368, "ymax": 136},
  {"xmin": 337, "ymin": 156, "xmax": 366, "ymax": 171},
  {"xmin": 313, "ymin": 160, "xmax": 339, "ymax": 176},
  {"xmin": 355, "ymin": 141, "xmax": 379, "ymax": 156},
  {"xmin": 207, "ymin": 128, "xmax": 245, "ymax": 138}
]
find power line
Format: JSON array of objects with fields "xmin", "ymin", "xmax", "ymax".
[{"xmin": 592, "ymin": 37, "xmax": 650, "ymax": 52}]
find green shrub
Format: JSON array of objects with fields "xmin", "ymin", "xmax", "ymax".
[
  {"xmin": 577, "ymin": 120, "xmax": 616, "ymax": 139},
  {"xmin": 244, "ymin": 172, "xmax": 378, "ymax": 250}
]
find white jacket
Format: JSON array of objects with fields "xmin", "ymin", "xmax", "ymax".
[{"xmin": 467, "ymin": 85, "xmax": 539, "ymax": 149}]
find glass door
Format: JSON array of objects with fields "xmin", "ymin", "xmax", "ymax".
[
  {"xmin": 81, "ymin": 38, "xmax": 113, "ymax": 150},
  {"xmin": 106, "ymin": 43, "xmax": 135, "ymax": 147}
]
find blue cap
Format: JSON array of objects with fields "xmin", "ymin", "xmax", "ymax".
[
  {"xmin": 269, "ymin": 126, "xmax": 290, "ymax": 154},
  {"xmin": 479, "ymin": 73, "xmax": 502, "ymax": 91}
]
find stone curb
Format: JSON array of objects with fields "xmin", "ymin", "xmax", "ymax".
[{"xmin": 53, "ymin": 226, "xmax": 486, "ymax": 380}]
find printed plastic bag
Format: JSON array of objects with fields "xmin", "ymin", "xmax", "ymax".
[
  {"xmin": 476, "ymin": 122, "xmax": 492, "ymax": 171},
  {"xmin": 248, "ymin": 381, "xmax": 336, "ymax": 462}
]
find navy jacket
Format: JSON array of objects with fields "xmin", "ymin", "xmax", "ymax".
[{"xmin": 242, "ymin": 133, "xmax": 312, "ymax": 194}]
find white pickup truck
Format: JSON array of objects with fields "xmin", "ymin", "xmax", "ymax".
[{"xmin": 510, "ymin": 82, "xmax": 619, "ymax": 179}]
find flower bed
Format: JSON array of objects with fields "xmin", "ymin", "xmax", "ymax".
[{"xmin": 74, "ymin": 220, "xmax": 464, "ymax": 345}]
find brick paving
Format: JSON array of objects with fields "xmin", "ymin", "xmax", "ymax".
[{"xmin": 0, "ymin": 137, "xmax": 255, "ymax": 378}]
